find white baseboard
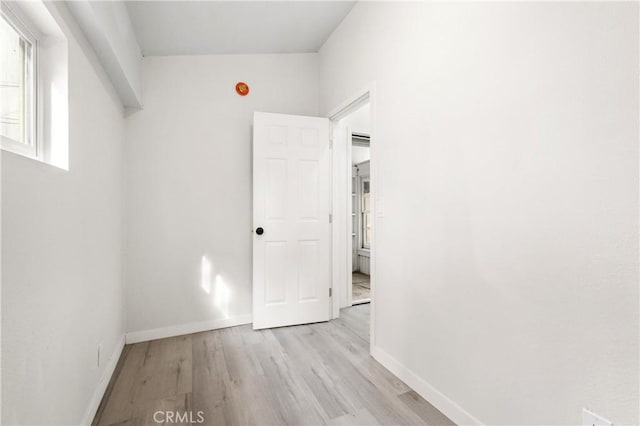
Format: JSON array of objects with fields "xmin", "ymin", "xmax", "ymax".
[
  {"xmin": 82, "ymin": 335, "xmax": 125, "ymax": 426},
  {"xmin": 80, "ymin": 316, "xmax": 252, "ymax": 424},
  {"xmin": 125, "ymin": 314, "xmax": 253, "ymax": 344},
  {"xmin": 371, "ymin": 345, "xmax": 484, "ymax": 426}
]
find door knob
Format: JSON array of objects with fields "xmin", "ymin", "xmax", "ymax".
[{"xmin": 256, "ymin": 227, "xmax": 264, "ymax": 235}]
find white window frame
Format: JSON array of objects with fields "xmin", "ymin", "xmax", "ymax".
[
  {"xmin": 360, "ymin": 176, "xmax": 371, "ymax": 250},
  {"xmin": 1, "ymin": 4, "xmax": 38, "ymax": 159}
]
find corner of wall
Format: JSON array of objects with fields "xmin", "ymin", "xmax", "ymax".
[
  {"xmin": 81, "ymin": 336, "xmax": 126, "ymax": 425},
  {"xmin": 371, "ymin": 345, "xmax": 484, "ymax": 426}
]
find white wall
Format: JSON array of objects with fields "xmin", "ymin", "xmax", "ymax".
[
  {"xmin": 320, "ymin": 3, "xmax": 639, "ymax": 425},
  {"xmin": 1, "ymin": 3, "xmax": 126, "ymax": 424},
  {"xmin": 125, "ymin": 54, "xmax": 319, "ymax": 336},
  {"xmin": 346, "ymin": 103, "xmax": 370, "ymax": 135}
]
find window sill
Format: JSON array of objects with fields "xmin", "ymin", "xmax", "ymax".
[
  {"xmin": 357, "ymin": 248, "xmax": 370, "ymax": 257},
  {"xmin": 1, "ymin": 139, "xmax": 38, "ymax": 161}
]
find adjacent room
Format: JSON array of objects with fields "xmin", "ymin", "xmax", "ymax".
[
  {"xmin": 1, "ymin": 1, "xmax": 638, "ymax": 426},
  {"xmin": 347, "ymin": 104, "xmax": 372, "ymax": 305}
]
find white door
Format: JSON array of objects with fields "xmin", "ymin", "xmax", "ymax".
[{"xmin": 252, "ymin": 112, "xmax": 331, "ymax": 330}]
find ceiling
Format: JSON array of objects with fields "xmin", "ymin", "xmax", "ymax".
[{"xmin": 125, "ymin": 1, "xmax": 356, "ymax": 56}]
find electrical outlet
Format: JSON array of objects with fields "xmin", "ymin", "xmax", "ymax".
[
  {"xmin": 583, "ymin": 408, "xmax": 612, "ymax": 426},
  {"xmin": 97, "ymin": 343, "xmax": 102, "ymax": 368}
]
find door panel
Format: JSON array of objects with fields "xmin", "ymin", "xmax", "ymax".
[
  {"xmin": 253, "ymin": 112, "xmax": 331, "ymax": 330},
  {"xmin": 264, "ymin": 241, "xmax": 287, "ymax": 305},
  {"xmin": 266, "ymin": 159, "xmax": 287, "ymax": 220},
  {"xmin": 298, "ymin": 240, "xmax": 320, "ymax": 302}
]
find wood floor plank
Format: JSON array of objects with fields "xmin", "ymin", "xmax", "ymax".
[
  {"xmin": 337, "ymin": 305, "xmax": 370, "ymax": 340},
  {"xmin": 251, "ymin": 331, "xmax": 329, "ymax": 425},
  {"xmin": 191, "ymin": 331, "xmax": 240, "ymax": 426},
  {"xmin": 132, "ymin": 335, "xmax": 193, "ymax": 403},
  {"xmin": 398, "ymin": 390, "xmax": 457, "ymax": 426},
  {"xmin": 92, "ymin": 345, "xmax": 132, "ymax": 426},
  {"xmin": 293, "ymin": 322, "xmax": 425, "ymax": 426},
  {"xmin": 328, "ymin": 408, "xmax": 380, "ymax": 426},
  {"xmin": 95, "ymin": 342, "xmax": 151, "ymax": 426},
  {"xmin": 128, "ymin": 393, "xmax": 193, "ymax": 426},
  {"xmin": 309, "ymin": 320, "xmax": 410, "ymax": 397},
  {"xmin": 351, "ymin": 273, "xmax": 371, "ymax": 302},
  {"xmin": 94, "ymin": 305, "xmax": 456, "ymax": 426},
  {"xmin": 219, "ymin": 327, "xmax": 264, "ymax": 381},
  {"xmin": 272, "ymin": 325, "xmax": 357, "ymax": 420}
]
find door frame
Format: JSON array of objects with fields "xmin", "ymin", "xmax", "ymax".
[{"xmin": 328, "ymin": 83, "xmax": 377, "ymax": 353}]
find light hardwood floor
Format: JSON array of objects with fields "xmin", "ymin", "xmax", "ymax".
[
  {"xmin": 93, "ymin": 305, "xmax": 455, "ymax": 426},
  {"xmin": 352, "ymin": 272, "xmax": 370, "ymax": 303}
]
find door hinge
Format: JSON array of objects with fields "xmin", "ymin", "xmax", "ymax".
[
  {"xmin": 329, "ymin": 139, "xmax": 333, "ymax": 149},
  {"xmin": 329, "ymin": 213, "xmax": 332, "ymax": 223},
  {"xmin": 329, "ymin": 288, "xmax": 332, "ymax": 297}
]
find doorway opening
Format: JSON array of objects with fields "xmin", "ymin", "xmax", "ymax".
[
  {"xmin": 351, "ymin": 130, "xmax": 371, "ymax": 305},
  {"xmin": 329, "ymin": 89, "xmax": 375, "ymax": 350}
]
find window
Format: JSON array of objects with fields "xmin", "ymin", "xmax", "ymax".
[
  {"xmin": 361, "ymin": 178, "xmax": 371, "ymax": 249},
  {"xmin": 1, "ymin": 6, "xmax": 37, "ymax": 158}
]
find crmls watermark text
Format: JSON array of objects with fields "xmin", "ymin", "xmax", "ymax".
[{"xmin": 153, "ymin": 411, "xmax": 205, "ymax": 424}]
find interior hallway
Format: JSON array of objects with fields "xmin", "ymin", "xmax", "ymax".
[
  {"xmin": 352, "ymin": 272, "xmax": 371, "ymax": 303},
  {"xmin": 93, "ymin": 305, "xmax": 454, "ymax": 426}
]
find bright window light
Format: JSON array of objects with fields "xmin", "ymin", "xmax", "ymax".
[{"xmin": 1, "ymin": 7, "xmax": 36, "ymax": 158}]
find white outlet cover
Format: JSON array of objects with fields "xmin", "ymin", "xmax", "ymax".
[{"xmin": 582, "ymin": 408, "xmax": 612, "ymax": 426}]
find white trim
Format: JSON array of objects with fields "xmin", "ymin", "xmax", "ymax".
[
  {"xmin": 327, "ymin": 84, "xmax": 372, "ymax": 121},
  {"xmin": 372, "ymin": 345, "xmax": 484, "ymax": 426},
  {"xmin": 346, "ymin": 125, "xmax": 354, "ymax": 308},
  {"xmin": 330, "ymin": 122, "xmax": 353, "ymax": 317},
  {"xmin": 368, "ymin": 83, "xmax": 377, "ymax": 351},
  {"xmin": 81, "ymin": 335, "xmax": 125, "ymax": 426},
  {"xmin": 125, "ymin": 314, "xmax": 253, "ymax": 344}
]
